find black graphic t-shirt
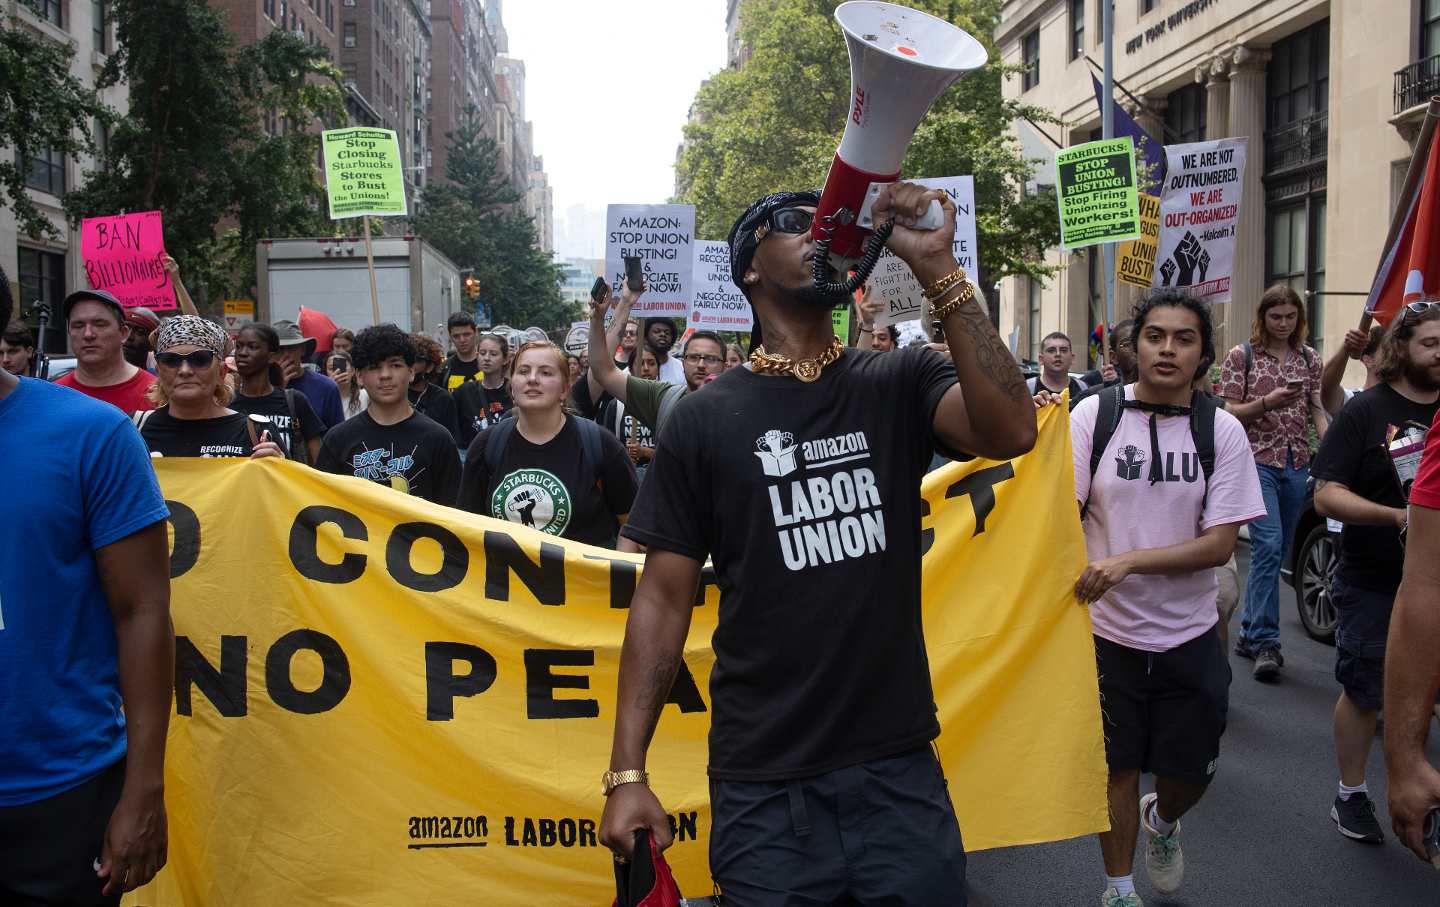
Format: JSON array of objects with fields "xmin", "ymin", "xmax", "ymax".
[
  {"xmin": 458, "ymin": 415, "xmax": 638, "ymax": 547},
  {"xmin": 409, "ymin": 383, "xmax": 462, "ymax": 446},
  {"xmin": 1311, "ymin": 383, "xmax": 1440, "ymax": 594},
  {"xmin": 453, "ymin": 380, "xmax": 514, "ymax": 449},
  {"xmin": 598, "ymin": 397, "xmax": 656, "ymax": 454},
  {"xmin": 441, "ymin": 354, "xmax": 481, "ymax": 392},
  {"xmin": 231, "ymin": 389, "xmax": 323, "ymax": 461},
  {"xmin": 139, "ymin": 409, "xmax": 274, "ymax": 458},
  {"xmin": 315, "ymin": 410, "xmax": 462, "ymax": 505},
  {"xmin": 622, "ymin": 347, "xmax": 962, "ymax": 781}
]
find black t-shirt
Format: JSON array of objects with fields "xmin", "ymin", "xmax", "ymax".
[
  {"xmin": 621, "ymin": 347, "xmax": 961, "ymax": 781},
  {"xmin": 458, "ymin": 414, "xmax": 638, "ymax": 547},
  {"xmin": 315, "ymin": 409, "xmax": 462, "ymax": 505},
  {"xmin": 139, "ymin": 408, "xmax": 273, "ymax": 458},
  {"xmin": 598, "ymin": 397, "xmax": 655, "ymax": 454},
  {"xmin": 409, "ymin": 383, "xmax": 462, "ymax": 446},
  {"xmin": 231, "ymin": 389, "xmax": 323, "ymax": 461},
  {"xmin": 453, "ymin": 380, "xmax": 514, "ymax": 449},
  {"xmin": 1311, "ymin": 383, "xmax": 1439, "ymax": 594},
  {"xmin": 441, "ymin": 354, "xmax": 481, "ymax": 392}
]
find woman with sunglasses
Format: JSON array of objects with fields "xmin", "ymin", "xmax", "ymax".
[
  {"xmin": 458, "ymin": 340, "xmax": 637, "ymax": 548},
  {"xmin": 135, "ymin": 316, "xmax": 285, "ymax": 459},
  {"xmin": 326, "ymin": 349, "xmax": 367, "ymax": 419},
  {"xmin": 231, "ymin": 322, "xmax": 324, "ymax": 464}
]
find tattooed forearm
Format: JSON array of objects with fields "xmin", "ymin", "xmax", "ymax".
[
  {"xmin": 950, "ymin": 299, "xmax": 1028, "ymax": 402},
  {"xmin": 634, "ymin": 653, "xmax": 681, "ymax": 714}
]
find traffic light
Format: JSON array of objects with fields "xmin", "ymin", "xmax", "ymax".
[{"xmin": 463, "ymin": 276, "xmax": 480, "ymax": 302}]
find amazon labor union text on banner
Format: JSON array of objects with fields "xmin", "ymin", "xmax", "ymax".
[
  {"xmin": 1055, "ymin": 137, "xmax": 1141, "ymax": 250},
  {"xmin": 688, "ymin": 240, "xmax": 752, "ymax": 332},
  {"xmin": 321, "ymin": 127, "xmax": 408, "ymax": 219},
  {"xmin": 124, "ymin": 405, "xmax": 1105, "ymax": 906},
  {"xmin": 605, "ymin": 204, "xmax": 695, "ymax": 319},
  {"xmin": 1116, "ymin": 192, "xmax": 1162, "ymax": 289},
  {"xmin": 865, "ymin": 176, "xmax": 978, "ymax": 328},
  {"xmin": 1151, "ymin": 137, "xmax": 1248, "ymax": 303}
]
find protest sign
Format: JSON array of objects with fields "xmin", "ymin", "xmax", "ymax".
[
  {"xmin": 564, "ymin": 321, "xmax": 589, "ymax": 355},
  {"xmin": 320, "ymin": 127, "xmax": 408, "ymax": 218},
  {"xmin": 866, "ymin": 176, "xmax": 978, "ymax": 328},
  {"xmin": 1152, "ymin": 137, "xmax": 1248, "ymax": 303},
  {"xmin": 80, "ymin": 211, "xmax": 174, "ymax": 310},
  {"xmin": 1116, "ymin": 192, "xmax": 1162, "ymax": 289},
  {"xmin": 1055, "ymin": 137, "xmax": 1141, "ymax": 249},
  {"xmin": 126, "ymin": 407, "xmax": 1105, "ymax": 906},
  {"xmin": 832, "ymin": 304, "xmax": 850, "ymax": 345},
  {"xmin": 605, "ymin": 204, "xmax": 695, "ymax": 319},
  {"xmin": 688, "ymin": 240, "xmax": 752, "ymax": 332}
]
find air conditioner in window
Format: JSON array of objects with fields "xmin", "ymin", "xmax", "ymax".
[{"xmin": 344, "ymin": 36, "xmax": 355, "ymax": 47}]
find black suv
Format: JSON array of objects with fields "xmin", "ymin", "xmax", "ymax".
[{"xmin": 1280, "ymin": 478, "xmax": 1339, "ymax": 644}]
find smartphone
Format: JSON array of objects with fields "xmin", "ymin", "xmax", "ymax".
[
  {"xmin": 1287, "ymin": 379, "xmax": 1304, "ymax": 391},
  {"xmin": 590, "ymin": 276, "xmax": 608, "ymax": 303},
  {"xmin": 1425, "ymin": 809, "xmax": 1440, "ymax": 866},
  {"xmin": 624, "ymin": 256, "xmax": 644, "ymax": 292}
]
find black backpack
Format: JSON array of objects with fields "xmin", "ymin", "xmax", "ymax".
[{"xmin": 1082, "ymin": 384, "xmax": 1219, "ymax": 518}]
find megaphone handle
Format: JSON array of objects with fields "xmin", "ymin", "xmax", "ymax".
[{"xmin": 915, "ymin": 198, "xmax": 944, "ymax": 231}]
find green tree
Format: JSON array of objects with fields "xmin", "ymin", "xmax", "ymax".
[
  {"xmin": 63, "ymin": 0, "xmax": 345, "ymax": 310},
  {"xmin": 412, "ymin": 107, "xmax": 574, "ymax": 332},
  {"xmin": 675, "ymin": 0, "xmax": 1059, "ymax": 292},
  {"xmin": 0, "ymin": 18, "xmax": 110, "ymax": 241}
]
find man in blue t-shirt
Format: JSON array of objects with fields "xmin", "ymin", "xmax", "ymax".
[{"xmin": 0, "ymin": 268, "xmax": 175, "ymax": 905}]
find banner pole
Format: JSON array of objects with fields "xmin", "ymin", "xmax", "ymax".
[
  {"xmin": 1101, "ymin": 0, "xmax": 1116, "ymax": 368},
  {"xmin": 363, "ymin": 217, "xmax": 381, "ymax": 327},
  {"xmin": 1360, "ymin": 95, "xmax": 1440, "ymax": 332}
]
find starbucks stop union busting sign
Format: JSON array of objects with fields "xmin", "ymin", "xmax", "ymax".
[{"xmin": 321, "ymin": 127, "xmax": 408, "ymax": 219}]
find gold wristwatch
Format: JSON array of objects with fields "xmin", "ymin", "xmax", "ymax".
[{"xmin": 602, "ymin": 769, "xmax": 649, "ymax": 796}]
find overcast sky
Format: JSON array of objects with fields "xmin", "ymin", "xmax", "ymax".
[{"xmin": 504, "ymin": 1, "xmax": 728, "ymax": 259}]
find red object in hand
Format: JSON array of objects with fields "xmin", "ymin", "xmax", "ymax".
[
  {"xmin": 612, "ymin": 830, "xmax": 681, "ymax": 907},
  {"xmin": 299, "ymin": 307, "xmax": 340, "ymax": 354}
]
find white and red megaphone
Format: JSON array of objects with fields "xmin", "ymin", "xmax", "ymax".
[{"xmin": 812, "ymin": 2, "xmax": 987, "ymax": 289}]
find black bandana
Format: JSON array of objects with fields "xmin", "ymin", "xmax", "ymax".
[{"xmin": 727, "ymin": 190, "xmax": 821, "ymax": 354}]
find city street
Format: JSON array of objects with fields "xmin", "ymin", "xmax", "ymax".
[{"xmin": 967, "ymin": 543, "xmax": 1440, "ymax": 905}]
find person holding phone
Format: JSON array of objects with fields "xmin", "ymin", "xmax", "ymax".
[
  {"xmin": 1217, "ymin": 285, "xmax": 1329, "ymax": 680},
  {"xmin": 133, "ymin": 316, "xmax": 285, "ymax": 460},
  {"xmin": 326, "ymin": 350, "xmax": 367, "ymax": 419}
]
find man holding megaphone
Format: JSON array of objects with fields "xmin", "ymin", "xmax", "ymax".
[{"xmin": 599, "ymin": 181, "xmax": 1036, "ymax": 904}]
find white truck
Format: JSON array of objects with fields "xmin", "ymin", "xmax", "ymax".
[{"xmin": 255, "ymin": 236, "xmax": 462, "ymax": 337}]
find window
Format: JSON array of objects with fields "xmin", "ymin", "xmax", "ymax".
[
  {"xmin": 1140, "ymin": 0, "xmax": 1158, "ymax": 13},
  {"xmin": 1266, "ymin": 198, "xmax": 1327, "ymax": 351},
  {"xmin": 264, "ymin": 0, "xmax": 275, "ymax": 17},
  {"xmin": 1164, "ymin": 82, "xmax": 1207, "ymax": 144},
  {"xmin": 1070, "ymin": 0, "xmax": 1085, "ymax": 60},
  {"xmin": 1021, "ymin": 29, "xmax": 1040, "ymax": 91},
  {"xmin": 18, "ymin": 247, "xmax": 66, "ymax": 327},
  {"xmin": 21, "ymin": 146, "xmax": 65, "ymax": 195},
  {"xmin": 325, "ymin": 0, "xmax": 334, "ymax": 31},
  {"xmin": 93, "ymin": 1, "xmax": 108, "ymax": 52},
  {"xmin": 1425, "ymin": 0, "xmax": 1440, "ymax": 60},
  {"xmin": 93, "ymin": 117, "xmax": 109, "ymax": 171},
  {"xmin": 344, "ymin": 22, "xmax": 356, "ymax": 46},
  {"xmin": 1267, "ymin": 21, "xmax": 1329, "ymax": 130},
  {"xmin": 1027, "ymin": 277, "xmax": 1043, "ymax": 361}
]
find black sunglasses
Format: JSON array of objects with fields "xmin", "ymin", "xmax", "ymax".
[
  {"xmin": 156, "ymin": 350, "xmax": 217, "ymax": 370},
  {"xmin": 757, "ymin": 207, "xmax": 814, "ymax": 239}
]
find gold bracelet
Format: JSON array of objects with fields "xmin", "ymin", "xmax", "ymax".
[
  {"xmin": 922, "ymin": 266, "xmax": 968, "ymax": 301},
  {"xmin": 930, "ymin": 279, "xmax": 975, "ymax": 320}
]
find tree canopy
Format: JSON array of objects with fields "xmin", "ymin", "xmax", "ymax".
[
  {"xmin": 412, "ymin": 107, "xmax": 574, "ymax": 332},
  {"xmin": 63, "ymin": 0, "xmax": 345, "ymax": 310},
  {"xmin": 675, "ymin": 0, "xmax": 1060, "ymax": 293}
]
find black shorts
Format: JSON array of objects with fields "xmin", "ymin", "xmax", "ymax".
[
  {"xmin": 709, "ymin": 747, "xmax": 966, "ymax": 905},
  {"xmin": 1333, "ymin": 579, "xmax": 1393, "ymax": 711},
  {"xmin": 0, "ymin": 758, "xmax": 125, "ymax": 907},
  {"xmin": 1095, "ymin": 628, "xmax": 1230, "ymax": 786}
]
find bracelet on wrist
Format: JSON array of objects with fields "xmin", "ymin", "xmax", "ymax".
[
  {"xmin": 859, "ymin": 324, "xmax": 874, "ymax": 333},
  {"xmin": 921, "ymin": 266, "xmax": 968, "ymax": 301},
  {"xmin": 930, "ymin": 279, "xmax": 976, "ymax": 320}
]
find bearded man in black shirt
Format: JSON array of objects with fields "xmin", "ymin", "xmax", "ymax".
[{"xmin": 598, "ymin": 185, "xmax": 1036, "ymax": 903}]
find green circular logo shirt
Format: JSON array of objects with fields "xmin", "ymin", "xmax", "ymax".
[{"xmin": 490, "ymin": 468, "xmax": 573, "ymax": 537}]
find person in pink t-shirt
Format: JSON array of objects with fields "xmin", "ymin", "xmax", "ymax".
[
  {"xmin": 54, "ymin": 290, "xmax": 156, "ymax": 413},
  {"xmin": 1069, "ymin": 291, "xmax": 1266, "ymax": 907}
]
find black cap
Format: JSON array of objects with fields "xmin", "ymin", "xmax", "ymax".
[{"xmin": 62, "ymin": 289, "xmax": 126, "ymax": 324}]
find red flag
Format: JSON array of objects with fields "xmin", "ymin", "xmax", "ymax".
[
  {"xmin": 298, "ymin": 307, "xmax": 339, "ymax": 353},
  {"xmin": 1367, "ymin": 101, "xmax": 1440, "ymax": 326}
]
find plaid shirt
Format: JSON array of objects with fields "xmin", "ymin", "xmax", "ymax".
[{"xmin": 1217, "ymin": 343, "xmax": 1322, "ymax": 468}]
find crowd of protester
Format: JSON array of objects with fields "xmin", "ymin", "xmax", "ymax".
[{"xmin": 6, "ymin": 225, "xmax": 1440, "ymax": 906}]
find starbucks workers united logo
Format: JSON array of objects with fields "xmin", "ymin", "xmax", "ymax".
[{"xmin": 491, "ymin": 469, "xmax": 573, "ymax": 536}]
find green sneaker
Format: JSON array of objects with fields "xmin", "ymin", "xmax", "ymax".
[
  {"xmin": 1100, "ymin": 888, "xmax": 1143, "ymax": 907},
  {"xmin": 1140, "ymin": 792, "xmax": 1185, "ymax": 894}
]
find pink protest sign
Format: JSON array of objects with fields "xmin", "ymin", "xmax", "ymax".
[{"xmin": 81, "ymin": 210, "xmax": 175, "ymax": 310}]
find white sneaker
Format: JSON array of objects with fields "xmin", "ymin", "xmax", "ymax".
[
  {"xmin": 1100, "ymin": 887, "xmax": 1144, "ymax": 907},
  {"xmin": 1139, "ymin": 792, "xmax": 1185, "ymax": 894}
]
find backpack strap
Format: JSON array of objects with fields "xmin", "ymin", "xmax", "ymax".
[
  {"xmin": 283, "ymin": 389, "xmax": 308, "ymax": 465},
  {"xmin": 483, "ymin": 416, "xmax": 517, "ymax": 476},
  {"xmin": 131, "ymin": 409, "xmax": 156, "ymax": 432},
  {"xmin": 573, "ymin": 415, "xmax": 606, "ymax": 494},
  {"xmin": 1189, "ymin": 389, "xmax": 1219, "ymax": 507},
  {"xmin": 1081, "ymin": 384, "xmax": 1125, "ymax": 519}
]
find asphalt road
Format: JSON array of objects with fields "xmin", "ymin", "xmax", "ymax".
[{"xmin": 965, "ymin": 543, "xmax": 1440, "ymax": 906}]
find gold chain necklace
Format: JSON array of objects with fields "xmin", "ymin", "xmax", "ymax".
[{"xmin": 748, "ymin": 336, "xmax": 845, "ymax": 383}]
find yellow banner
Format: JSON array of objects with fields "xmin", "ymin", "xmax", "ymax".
[
  {"xmin": 1117, "ymin": 191, "xmax": 1162, "ymax": 288},
  {"xmin": 130, "ymin": 405, "xmax": 1105, "ymax": 905}
]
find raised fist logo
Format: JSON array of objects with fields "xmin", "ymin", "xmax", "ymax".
[
  {"xmin": 1115, "ymin": 444, "xmax": 1147, "ymax": 481},
  {"xmin": 1172, "ymin": 232, "xmax": 1205, "ymax": 286},
  {"xmin": 1159, "ymin": 258, "xmax": 1177, "ymax": 287},
  {"xmin": 508, "ymin": 489, "xmax": 540, "ymax": 528},
  {"xmin": 754, "ymin": 429, "xmax": 799, "ymax": 478}
]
